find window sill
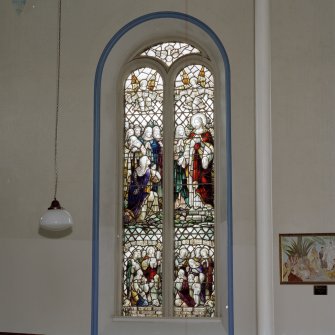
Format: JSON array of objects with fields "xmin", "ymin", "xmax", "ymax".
[{"xmin": 112, "ymin": 316, "xmax": 222, "ymax": 323}]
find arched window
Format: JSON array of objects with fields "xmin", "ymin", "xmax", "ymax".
[
  {"xmin": 121, "ymin": 42, "xmax": 217, "ymax": 318},
  {"xmin": 93, "ymin": 13, "xmax": 233, "ymax": 335}
]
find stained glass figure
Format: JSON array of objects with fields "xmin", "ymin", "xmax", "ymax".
[
  {"xmin": 173, "ymin": 65, "xmax": 215, "ymax": 317},
  {"xmin": 174, "ymin": 244, "xmax": 215, "ymax": 317},
  {"xmin": 141, "ymin": 42, "xmax": 200, "ymax": 67},
  {"xmin": 123, "ymin": 67, "xmax": 164, "ymax": 317}
]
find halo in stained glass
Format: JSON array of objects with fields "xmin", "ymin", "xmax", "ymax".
[{"xmin": 141, "ymin": 42, "xmax": 201, "ymax": 67}]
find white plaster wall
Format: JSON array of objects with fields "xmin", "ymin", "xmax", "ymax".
[
  {"xmin": 0, "ymin": 0, "xmax": 255, "ymax": 334},
  {"xmin": 0, "ymin": 239, "xmax": 91, "ymax": 334},
  {"xmin": 272, "ymin": 1, "xmax": 335, "ymax": 334}
]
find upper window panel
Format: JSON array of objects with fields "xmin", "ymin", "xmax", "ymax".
[{"xmin": 140, "ymin": 42, "xmax": 201, "ymax": 67}]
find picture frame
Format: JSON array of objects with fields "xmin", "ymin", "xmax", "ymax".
[{"xmin": 279, "ymin": 233, "xmax": 335, "ymax": 284}]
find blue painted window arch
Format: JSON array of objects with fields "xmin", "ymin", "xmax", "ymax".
[{"xmin": 92, "ymin": 12, "xmax": 233, "ymax": 335}]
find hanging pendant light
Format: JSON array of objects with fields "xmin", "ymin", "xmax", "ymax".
[{"xmin": 40, "ymin": 0, "xmax": 73, "ymax": 232}]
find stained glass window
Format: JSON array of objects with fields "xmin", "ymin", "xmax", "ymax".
[{"xmin": 121, "ymin": 43, "xmax": 217, "ymax": 318}]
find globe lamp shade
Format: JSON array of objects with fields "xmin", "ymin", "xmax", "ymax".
[{"xmin": 40, "ymin": 199, "xmax": 73, "ymax": 231}]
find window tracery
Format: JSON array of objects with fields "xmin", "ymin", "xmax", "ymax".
[{"xmin": 140, "ymin": 42, "xmax": 200, "ymax": 66}]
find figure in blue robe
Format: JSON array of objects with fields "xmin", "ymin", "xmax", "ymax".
[{"xmin": 127, "ymin": 168, "xmax": 150, "ymax": 218}]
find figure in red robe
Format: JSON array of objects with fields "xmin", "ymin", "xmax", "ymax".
[{"xmin": 183, "ymin": 113, "xmax": 214, "ymax": 208}]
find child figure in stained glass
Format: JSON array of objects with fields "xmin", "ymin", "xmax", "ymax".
[
  {"xmin": 188, "ymin": 248, "xmax": 206, "ymax": 304},
  {"xmin": 191, "ymin": 275, "xmax": 201, "ymax": 307},
  {"xmin": 141, "ymin": 246, "xmax": 160, "ymax": 282},
  {"xmin": 149, "ymin": 274, "xmax": 161, "ymax": 306},
  {"xmin": 131, "ymin": 269, "xmax": 149, "ymax": 307},
  {"xmin": 127, "ymin": 155, "xmax": 161, "ymax": 222}
]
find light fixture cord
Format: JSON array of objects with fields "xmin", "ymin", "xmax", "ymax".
[{"xmin": 54, "ymin": 0, "xmax": 62, "ymax": 200}]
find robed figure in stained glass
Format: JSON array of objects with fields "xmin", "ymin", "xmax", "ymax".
[
  {"xmin": 174, "ymin": 125, "xmax": 189, "ymax": 208},
  {"xmin": 151, "ymin": 126, "xmax": 163, "ymax": 196},
  {"xmin": 126, "ymin": 155, "xmax": 161, "ymax": 222},
  {"xmin": 174, "ymin": 268, "xmax": 196, "ymax": 307},
  {"xmin": 183, "ymin": 113, "xmax": 214, "ymax": 208}
]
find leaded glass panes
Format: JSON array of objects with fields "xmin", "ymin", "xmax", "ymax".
[
  {"xmin": 122, "ymin": 67, "xmax": 164, "ymax": 316},
  {"xmin": 141, "ymin": 42, "xmax": 200, "ymax": 67},
  {"xmin": 121, "ymin": 43, "xmax": 218, "ymax": 319},
  {"xmin": 173, "ymin": 65, "xmax": 215, "ymax": 317}
]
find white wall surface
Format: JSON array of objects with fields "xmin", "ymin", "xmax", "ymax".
[
  {"xmin": 0, "ymin": 0, "xmax": 254, "ymax": 334},
  {"xmin": 3, "ymin": 0, "xmax": 335, "ymax": 334},
  {"xmin": 272, "ymin": 1, "xmax": 335, "ymax": 335}
]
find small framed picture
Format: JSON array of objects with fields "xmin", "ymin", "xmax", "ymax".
[{"xmin": 280, "ymin": 233, "xmax": 335, "ymax": 284}]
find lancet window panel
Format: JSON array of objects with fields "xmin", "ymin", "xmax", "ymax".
[
  {"xmin": 173, "ymin": 64, "xmax": 215, "ymax": 317},
  {"xmin": 122, "ymin": 67, "xmax": 164, "ymax": 317}
]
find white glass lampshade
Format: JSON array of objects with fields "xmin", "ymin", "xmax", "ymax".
[{"xmin": 40, "ymin": 199, "xmax": 73, "ymax": 231}]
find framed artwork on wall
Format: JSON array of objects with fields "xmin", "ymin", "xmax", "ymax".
[{"xmin": 280, "ymin": 233, "xmax": 335, "ymax": 284}]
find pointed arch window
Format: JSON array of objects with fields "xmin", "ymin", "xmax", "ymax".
[{"xmin": 121, "ymin": 42, "xmax": 218, "ymax": 318}]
